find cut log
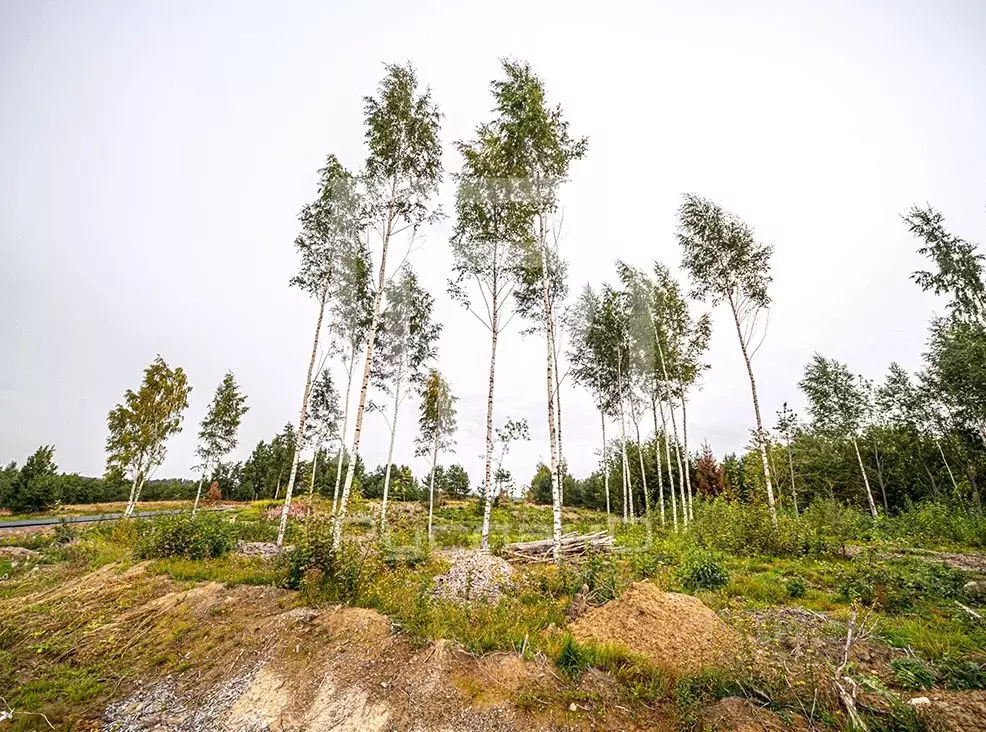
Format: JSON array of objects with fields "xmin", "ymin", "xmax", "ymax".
[{"xmin": 504, "ymin": 531, "xmax": 614, "ymax": 563}]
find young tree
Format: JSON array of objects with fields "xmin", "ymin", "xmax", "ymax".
[
  {"xmin": 677, "ymin": 195, "xmax": 778, "ymax": 526},
  {"xmin": 493, "ymin": 60, "xmax": 588, "ymax": 562},
  {"xmin": 449, "ymin": 86, "xmax": 530, "ymax": 553},
  {"xmin": 327, "ymin": 238, "xmax": 375, "ymax": 514},
  {"xmin": 372, "ymin": 269, "xmax": 441, "ymax": 533},
  {"xmin": 693, "ymin": 442, "xmax": 725, "ymax": 498},
  {"xmin": 106, "ymin": 356, "xmax": 191, "ymax": 517},
  {"xmin": 334, "ymin": 64, "xmax": 443, "ymax": 550},
  {"xmin": 415, "ymin": 369, "xmax": 457, "ymax": 540},
  {"xmin": 799, "ymin": 354, "xmax": 879, "ymax": 518},
  {"xmin": 774, "ymin": 402, "xmax": 800, "ymax": 515},
  {"xmin": 193, "ymin": 372, "xmax": 248, "ymax": 514},
  {"xmin": 303, "ymin": 368, "xmax": 342, "ymax": 501},
  {"xmin": 277, "ymin": 155, "xmax": 361, "ymax": 546},
  {"xmin": 6, "ymin": 446, "xmax": 57, "ymax": 514}
]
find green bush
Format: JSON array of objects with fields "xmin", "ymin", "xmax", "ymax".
[
  {"xmin": 890, "ymin": 657, "xmax": 936, "ymax": 690},
  {"xmin": 878, "ymin": 502, "xmax": 986, "ymax": 549},
  {"xmin": 287, "ymin": 518, "xmax": 381, "ymax": 602},
  {"xmin": 676, "ymin": 549, "xmax": 729, "ymax": 591},
  {"xmin": 136, "ymin": 512, "xmax": 235, "ymax": 559},
  {"xmin": 786, "ymin": 576, "xmax": 806, "ymax": 599},
  {"xmin": 837, "ymin": 556, "xmax": 966, "ymax": 612}
]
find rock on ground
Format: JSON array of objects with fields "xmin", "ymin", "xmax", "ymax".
[
  {"xmin": 235, "ymin": 541, "xmax": 289, "ymax": 558},
  {"xmin": 569, "ymin": 581, "xmax": 739, "ymax": 676},
  {"xmin": 431, "ymin": 549, "xmax": 514, "ymax": 603}
]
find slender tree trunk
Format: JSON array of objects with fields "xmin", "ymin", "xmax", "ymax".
[
  {"xmin": 851, "ymin": 436, "xmax": 879, "ymax": 519},
  {"xmin": 600, "ymin": 407, "xmax": 611, "ymax": 522},
  {"xmin": 125, "ymin": 474, "xmax": 141, "ymax": 517},
  {"xmin": 333, "ymin": 198, "xmax": 397, "ymax": 550},
  {"xmin": 680, "ymin": 391, "xmax": 693, "ymax": 520},
  {"xmin": 277, "ymin": 283, "xmax": 328, "ymax": 547},
  {"xmin": 332, "ymin": 355, "xmax": 356, "ymax": 516},
  {"xmin": 428, "ymin": 432, "xmax": 439, "ymax": 541},
  {"xmin": 652, "ymin": 332, "xmax": 687, "ymax": 527},
  {"xmin": 192, "ymin": 474, "xmax": 205, "ymax": 515},
  {"xmin": 727, "ymin": 294, "xmax": 777, "ymax": 527},
  {"xmin": 871, "ymin": 437, "xmax": 889, "ymax": 513},
  {"xmin": 937, "ymin": 438, "xmax": 959, "ymax": 494},
  {"xmin": 785, "ymin": 440, "xmax": 799, "ymax": 516},
  {"xmin": 633, "ymin": 418, "xmax": 651, "ymax": 538},
  {"xmin": 539, "ymin": 236, "xmax": 563, "ymax": 563},
  {"xmin": 659, "ymin": 401, "xmax": 678, "ymax": 531},
  {"xmin": 379, "ymin": 366, "xmax": 403, "ymax": 535},
  {"xmin": 480, "ymin": 312, "xmax": 499, "ymax": 552},
  {"xmin": 308, "ymin": 449, "xmax": 318, "ymax": 501},
  {"xmin": 618, "ymin": 378, "xmax": 633, "ymax": 522},
  {"xmin": 555, "ymin": 356, "xmax": 565, "ymax": 507},
  {"xmin": 651, "ymin": 398, "xmax": 666, "ymax": 528}
]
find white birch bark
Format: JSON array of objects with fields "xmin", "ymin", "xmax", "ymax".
[
  {"xmin": 192, "ymin": 474, "xmax": 205, "ymax": 515},
  {"xmin": 651, "ymin": 399, "xmax": 666, "ymax": 528},
  {"xmin": 427, "ymin": 431, "xmax": 439, "ymax": 541},
  {"xmin": 680, "ymin": 395, "xmax": 693, "ymax": 520},
  {"xmin": 851, "ymin": 436, "xmax": 879, "ymax": 519},
  {"xmin": 333, "ymin": 196, "xmax": 395, "ymax": 550},
  {"xmin": 480, "ymin": 309, "xmax": 499, "ymax": 551},
  {"xmin": 728, "ymin": 293, "xmax": 777, "ymax": 527},
  {"xmin": 659, "ymin": 400, "xmax": 678, "ymax": 531},
  {"xmin": 600, "ymin": 408, "xmax": 611, "ymax": 522},
  {"xmin": 331, "ymin": 355, "xmax": 356, "ymax": 516},
  {"xmin": 277, "ymin": 284, "xmax": 328, "ymax": 547},
  {"xmin": 379, "ymin": 362, "xmax": 403, "ymax": 535},
  {"xmin": 539, "ymin": 234, "xmax": 563, "ymax": 563}
]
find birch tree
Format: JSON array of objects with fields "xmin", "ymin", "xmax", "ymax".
[
  {"xmin": 415, "ymin": 369, "xmax": 457, "ymax": 540},
  {"xmin": 677, "ymin": 195, "xmax": 778, "ymax": 526},
  {"xmin": 372, "ymin": 269, "xmax": 441, "ymax": 533},
  {"xmin": 277, "ymin": 156, "xmax": 361, "ymax": 546},
  {"xmin": 303, "ymin": 368, "xmax": 342, "ymax": 501},
  {"xmin": 485, "ymin": 61, "xmax": 587, "ymax": 561},
  {"xmin": 106, "ymin": 355, "xmax": 191, "ymax": 517},
  {"xmin": 334, "ymin": 64, "xmax": 443, "ymax": 550},
  {"xmin": 799, "ymin": 354, "xmax": 880, "ymax": 518},
  {"xmin": 193, "ymin": 372, "xmax": 248, "ymax": 514},
  {"xmin": 327, "ymin": 238, "xmax": 375, "ymax": 515},
  {"xmin": 774, "ymin": 402, "xmax": 800, "ymax": 515}
]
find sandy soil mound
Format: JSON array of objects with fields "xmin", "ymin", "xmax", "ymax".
[
  {"xmin": 432, "ymin": 549, "xmax": 514, "ymax": 603},
  {"xmin": 569, "ymin": 582, "xmax": 739, "ymax": 676},
  {"xmin": 698, "ymin": 697, "xmax": 793, "ymax": 731}
]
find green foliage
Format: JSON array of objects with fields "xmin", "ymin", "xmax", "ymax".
[
  {"xmin": 4, "ymin": 445, "xmax": 58, "ymax": 513},
  {"xmin": 433, "ymin": 527, "xmax": 471, "ymax": 548},
  {"xmin": 890, "ymin": 657, "xmax": 937, "ymax": 690},
  {"xmin": 785, "ymin": 576, "xmax": 806, "ymax": 598},
  {"xmin": 837, "ymin": 556, "xmax": 966, "ymax": 612},
  {"xmin": 136, "ymin": 512, "xmax": 235, "ymax": 560},
  {"xmin": 555, "ymin": 634, "xmax": 592, "ymax": 679},
  {"xmin": 676, "ymin": 548, "xmax": 729, "ymax": 591},
  {"xmin": 287, "ymin": 518, "xmax": 381, "ymax": 602}
]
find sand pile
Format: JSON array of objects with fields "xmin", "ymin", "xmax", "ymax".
[
  {"xmin": 432, "ymin": 549, "xmax": 514, "ymax": 603},
  {"xmin": 568, "ymin": 581, "xmax": 739, "ymax": 675}
]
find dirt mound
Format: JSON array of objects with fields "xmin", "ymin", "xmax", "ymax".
[
  {"xmin": 569, "ymin": 582, "xmax": 739, "ymax": 675},
  {"xmin": 432, "ymin": 549, "xmax": 514, "ymax": 603},
  {"xmin": 698, "ymin": 697, "xmax": 792, "ymax": 731}
]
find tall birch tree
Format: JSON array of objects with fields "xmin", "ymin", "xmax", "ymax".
[
  {"xmin": 277, "ymin": 155, "xmax": 361, "ymax": 547},
  {"xmin": 372, "ymin": 268, "xmax": 441, "ymax": 533},
  {"xmin": 334, "ymin": 64, "xmax": 443, "ymax": 550},
  {"xmin": 799, "ymin": 354, "xmax": 880, "ymax": 518},
  {"xmin": 193, "ymin": 372, "xmax": 248, "ymax": 514},
  {"xmin": 677, "ymin": 194, "xmax": 778, "ymax": 526},
  {"xmin": 415, "ymin": 369, "xmax": 457, "ymax": 540},
  {"xmin": 774, "ymin": 402, "xmax": 800, "ymax": 515},
  {"xmin": 303, "ymin": 368, "xmax": 342, "ymax": 501},
  {"xmin": 106, "ymin": 355, "xmax": 191, "ymax": 517}
]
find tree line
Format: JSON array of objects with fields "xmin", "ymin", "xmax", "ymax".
[{"xmin": 3, "ymin": 60, "xmax": 984, "ymax": 560}]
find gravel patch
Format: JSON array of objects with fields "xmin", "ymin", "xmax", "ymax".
[
  {"xmin": 432, "ymin": 549, "xmax": 514, "ymax": 604},
  {"xmin": 235, "ymin": 541, "xmax": 290, "ymax": 559}
]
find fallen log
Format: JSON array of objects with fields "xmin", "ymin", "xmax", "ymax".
[{"xmin": 504, "ymin": 531, "xmax": 614, "ymax": 562}]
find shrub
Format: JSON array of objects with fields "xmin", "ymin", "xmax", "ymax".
[
  {"xmin": 676, "ymin": 549, "xmax": 729, "ymax": 591},
  {"xmin": 890, "ymin": 657, "xmax": 936, "ymax": 690},
  {"xmin": 878, "ymin": 502, "xmax": 986, "ymax": 550},
  {"xmin": 434, "ymin": 528, "xmax": 470, "ymax": 548},
  {"xmin": 136, "ymin": 512, "xmax": 235, "ymax": 559},
  {"xmin": 287, "ymin": 518, "xmax": 381, "ymax": 602},
  {"xmin": 488, "ymin": 533, "xmax": 507, "ymax": 556},
  {"xmin": 786, "ymin": 576, "xmax": 806, "ymax": 599},
  {"xmin": 838, "ymin": 556, "xmax": 966, "ymax": 612},
  {"xmin": 53, "ymin": 521, "xmax": 77, "ymax": 545}
]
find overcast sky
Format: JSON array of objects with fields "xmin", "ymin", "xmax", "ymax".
[{"xmin": 2, "ymin": 0, "xmax": 985, "ymax": 490}]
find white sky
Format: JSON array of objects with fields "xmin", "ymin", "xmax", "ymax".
[{"xmin": 2, "ymin": 0, "xmax": 985, "ymax": 489}]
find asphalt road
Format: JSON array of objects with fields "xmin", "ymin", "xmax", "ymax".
[{"xmin": 0, "ymin": 509, "xmax": 186, "ymax": 529}]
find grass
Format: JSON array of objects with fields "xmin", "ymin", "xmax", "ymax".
[{"xmin": 1, "ymin": 496, "xmax": 984, "ymax": 729}]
